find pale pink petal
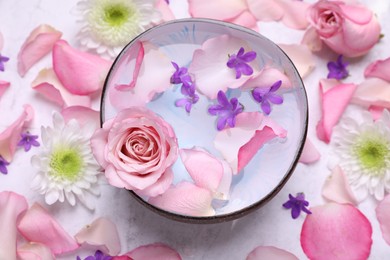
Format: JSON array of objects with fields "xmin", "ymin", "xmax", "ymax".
[
  {"xmin": 0, "ymin": 191, "xmax": 28, "ymax": 260},
  {"xmin": 17, "ymin": 203, "xmax": 79, "ymax": 255},
  {"xmin": 301, "ymin": 27, "xmax": 323, "ymax": 52},
  {"xmin": 339, "ymin": 4, "xmax": 373, "ymax": 25},
  {"xmin": 364, "ymin": 57, "xmax": 390, "ymax": 82},
  {"xmin": 188, "ymin": 0, "xmax": 247, "ymax": 21},
  {"xmin": 0, "ymin": 80, "xmax": 10, "ymax": 99},
  {"xmin": 125, "ymin": 243, "xmax": 181, "ymax": 260},
  {"xmin": 75, "ymin": 217, "xmax": 120, "ymax": 255},
  {"xmin": 376, "ymin": 193, "xmax": 390, "ymax": 246},
  {"xmin": 298, "ymin": 138, "xmax": 320, "ymax": 164},
  {"xmin": 134, "ymin": 168, "xmax": 174, "ymax": 197},
  {"xmin": 17, "ymin": 24, "xmax": 62, "ymax": 77},
  {"xmin": 53, "ymin": 40, "xmax": 112, "ymax": 95},
  {"xmin": 0, "ymin": 104, "xmax": 34, "ymax": 162},
  {"xmin": 247, "ymin": 0, "xmax": 284, "ymax": 22},
  {"xmin": 148, "ymin": 182, "xmax": 215, "ymax": 217},
  {"xmin": 369, "ymin": 105, "xmax": 384, "ymax": 120},
  {"xmin": 227, "ymin": 11, "xmax": 258, "ymax": 29},
  {"xmin": 241, "ymin": 67, "xmax": 292, "ymax": 91},
  {"xmin": 322, "ymin": 166, "xmax": 358, "ymax": 205},
  {"xmin": 246, "ymin": 245, "xmax": 298, "ymax": 260},
  {"xmin": 301, "ymin": 203, "xmax": 372, "ymax": 260},
  {"xmin": 32, "ymin": 68, "xmax": 91, "ymax": 108},
  {"xmin": 17, "ymin": 243, "xmax": 55, "ymax": 260},
  {"xmin": 189, "ymin": 35, "xmax": 256, "ymax": 99},
  {"xmin": 316, "ymin": 79, "xmax": 357, "ymax": 143},
  {"xmin": 278, "ymin": 0, "xmax": 310, "ymax": 29},
  {"xmin": 109, "ymin": 42, "xmax": 172, "ymax": 110},
  {"xmin": 352, "ymin": 78, "xmax": 390, "ymax": 109},
  {"xmin": 61, "ymin": 106, "xmax": 99, "ymax": 129},
  {"xmin": 156, "ymin": 0, "xmax": 175, "ymax": 21},
  {"xmin": 277, "ymin": 44, "xmax": 315, "ymax": 78}
]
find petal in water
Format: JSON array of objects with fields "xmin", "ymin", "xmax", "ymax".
[{"xmin": 0, "ymin": 80, "xmax": 10, "ymax": 100}]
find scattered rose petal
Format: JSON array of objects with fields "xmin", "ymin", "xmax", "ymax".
[
  {"xmin": 156, "ymin": 0, "xmax": 175, "ymax": 21},
  {"xmin": 188, "ymin": 0, "xmax": 247, "ymax": 22},
  {"xmin": 351, "ymin": 78, "xmax": 390, "ymax": 109},
  {"xmin": 148, "ymin": 181, "xmax": 215, "ymax": 217},
  {"xmin": 316, "ymin": 79, "xmax": 357, "ymax": 143},
  {"xmin": 0, "ymin": 104, "xmax": 34, "ymax": 162},
  {"xmin": 368, "ymin": 105, "xmax": 384, "ymax": 120},
  {"xmin": 246, "ymin": 245, "xmax": 298, "ymax": 260},
  {"xmin": 376, "ymin": 193, "xmax": 390, "ymax": 246},
  {"xmin": 322, "ymin": 166, "xmax": 358, "ymax": 205},
  {"xmin": 75, "ymin": 217, "xmax": 121, "ymax": 256},
  {"xmin": 301, "ymin": 27, "xmax": 323, "ymax": 52},
  {"xmin": 298, "ymin": 138, "xmax": 320, "ymax": 164},
  {"xmin": 241, "ymin": 67, "xmax": 292, "ymax": 91},
  {"xmin": 17, "ymin": 243, "xmax": 55, "ymax": 260},
  {"xmin": 228, "ymin": 10, "xmax": 258, "ymax": 29},
  {"xmin": 278, "ymin": 44, "xmax": 315, "ymax": 78},
  {"xmin": 364, "ymin": 57, "xmax": 390, "ymax": 83},
  {"xmin": 61, "ymin": 106, "xmax": 100, "ymax": 130},
  {"xmin": 301, "ymin": 203, "xmax": 372, "ymax": 260},
  {"xmin": 0, "ymin": 80, "xmax": 10, "ymax": 99},
  {"xmin": 125, "ymin": 243, "xmax": 181, "ymax": 260},
  {"xmin": 17, "ymin": 203, "xmax": 79, "ymax": 255},
  {"xmin": 53, "ymin": 40, "xmax": 112, "ymax": 95},
  {"xmin": 0, "ymin": 191, "xmax": 28, "ymax": 260},
  {"xmin": 17, "ymin": 24, "xmax": 62, "ymax": 77}
]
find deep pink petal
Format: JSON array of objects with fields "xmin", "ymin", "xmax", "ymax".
[
  {"xmin": 246, "ymin": 245, "xmax": 298, "ymax": 260},
  {"xmin": 322, "ymin": 166, "xmax": 358, "ymax": 205},
  {"xmin": 241, "ymin": 67, "xmax": 292, "ymax": 91},
  {"xmin": 61, "ymin": 106, "xmax": 99, "ymax": 129},
  {"xmin": 376, "ymin": 193, "xmax": 390, "ymax": 246},
  {"xmin": 316, "ymin": 79, "xmax": 357, "ymax": 143},
  {"xmin": 0, "ymin": 104, "xmax": 34, "ymax": 162},
  {"xmin": 369, "ymin": 105, "xmax": 384, "ymax": 120},
  {"xmin": 17, "ymin": 203, "xmax": 79, "ymax": 255},
  {"xmin": 156, "ymin": 0, "xmax": 175, "ymax": 21},
  {"xmin": 0, "ymin": 80, "xmax": 10, "ymax": 99},
  {"xmin": 148, "ymin": 182, "xmax": 215, "ymax": 217},
  {"xmin": 364, "ymin": 57, "xmax": 390, "ymax": 82},
  {"xmin": 0, "ymin": 191, "xmax": 28, "ymax": 260},
  {"xmin": 301, "ymin": 203, "xmax": 372, "ymax": 260},
  {"xmin": 277, "ymin": 44, "xmax": 315, "ymax": 78},
  {"xmin": 53, "ymin": 40, "xmax": 112, "ymax": 95},
  {"xmin": 75, "ymin": 217, "xmax": 121, "ymax": 255},
  {"xmin": 17, "ymin": 243, "xmax": 55, "ymax": 260},
  {"xmin": 352, "ymin": 78, "xmax": 390, "ymax": 109},
  {"xmin": 125, "ymin": 243, "xmax": 181, "ymax": 260},
  {"xmin": 188, "ymin": 0, "xmax": 247, "ymax": 21},
  {"xmin": 17, "ymin": 24, "xmax": 62, "ymax": 77},
  {"xmin": 298, "ymin": 138, "xmax": 320, "ymax": 164}
]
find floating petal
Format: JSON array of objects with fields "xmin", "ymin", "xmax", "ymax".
[
  {"xmin": 0, "ymin": 80, "xmax": 10, "ymax": 100},
  {"xmin": 241, "ymin": 67, "xmax": 292, "ymax": 91}
]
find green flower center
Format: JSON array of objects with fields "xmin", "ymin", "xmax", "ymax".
[
  {"xmin": 49, "ymin": 147, "xmax": 83, "ymax": 181},
  {"xmin": 103, "ymin": 4, "xmax": 132, "ymax": 27}
]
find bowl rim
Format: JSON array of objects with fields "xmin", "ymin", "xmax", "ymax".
[{"xmin": 100, "ymin": 18, "xmax": 309, "ymax": 224}]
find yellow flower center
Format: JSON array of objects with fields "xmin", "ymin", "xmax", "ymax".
[
  {"xmin": 49, "ymin": 147, "xmax": 83, "ymax": 181},
  {"xmin": 103, "ymin": 4, "xmax": 133, "ymax": 27}
]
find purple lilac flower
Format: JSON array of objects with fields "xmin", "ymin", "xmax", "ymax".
[
  {"xmin": 77, "ymin": 250, "xmax": 113, "ymax": 260},
  {"xmin": 175, "ymin": 83, "xmax": 199, "ymax": 113},
  {"xmin": 282, "ymin": 193, "xmax": 312, "ymax": 219},
  {"xmin": 0, "ymin": 54, "xmax": 9, "ymax": 72},
  {"xmin": 327, "ymin": 55, "xmax": 349, "ymax": 80},
  {"xmin": 17, "ymin": 132, "xmax": 40, "ymax": 152},
  {"xmin": 170, "ymin": 61, "xmax": 192, "ymax": 86},
  {"xmin": 252, "ymin": 80, "xmax": 283, "ymax": 115},
  {"xmin": 208, "ymin": 90, "xmax": 244, "ymax": 131},
  {"xmin": 227, "ymin": 47, "xmax": 257, "ymax": 79},
  {"xmin": 0, "ymin": 155, "xmax": 10, "ymax": 175}
]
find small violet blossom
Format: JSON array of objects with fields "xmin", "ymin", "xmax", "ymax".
[
  {"xmin": 282, "ymin": 193, "xmax": 312, "ymax": 219},
  {"xmin": 252, "ymin": 80, "xmax": 283, "ymax": 115},
  {"xmin": 0, "ymin": 54, "xmax": 9, "ymax": 72},
  {"xmin": 77, "ymin": 250, "xmax": 113, "ymax": 260},
  {"xmin": 327, "ymin": 55, "xmax": 349, "ymax": 80},
  {"xmin": 227, "ymin": 47, "xmax": 257, "ymax": 79},
  {"xmin": 0, "ymin": 155, "xmax": 10, "ymax": 175},
  {"xmin": 175, "ymin": 83, "xmax": 199, "ymax": 113},
  {"xmin": 170, "ymin": 61, "xmax": 192, "ymax": 86},
  {"xmin": 17, "ymin": 132, "xmax": 40, "ymax": 152},
  {"xmin": 208, "ymin": 90, "xmax": 244, "ymax": 131}
]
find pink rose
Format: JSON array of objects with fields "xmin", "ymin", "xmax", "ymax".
[
  {"xmin": 307, "ymin": 0, "xmax": 381, "ymax": 57},
  {"xmin": 91, "ymin": 107, "xmax": 178, "ymax": 197}
]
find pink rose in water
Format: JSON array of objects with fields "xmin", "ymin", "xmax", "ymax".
[
  {"xmin": 91, "ymin": 107, "xmax": 178, "ymax": 197},
  {"xmin": 307, "ymin": 0, "xmax": 381, "ymax": 57}
]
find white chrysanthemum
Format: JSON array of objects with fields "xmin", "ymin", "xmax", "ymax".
[
  {"xmin": 332, "ymin": 109, "xmax": 390, "ymax": 201},
  {"xmin": 31, "ymin": 112, "xmax": 101, "ymax": 209},
  {"xmin": 76, "ymin": 0, "xmax": 161, "ymax": 59}
]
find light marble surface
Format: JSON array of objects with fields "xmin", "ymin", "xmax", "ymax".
[{"xmin": 1, "ymin": 0, "xmax": 390, "ymax": 259}]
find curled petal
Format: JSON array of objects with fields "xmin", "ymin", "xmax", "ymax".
[
  {"xmin": 278, "ymin": 44, "xmax": 315, "ymax": 78},
  {"xmin": 0, "ymin": 191, "xmax": 28, "ymax": 260},
  {"xmin": 148, "ymin": 182, "xmax": 215, "ymax": 217},
  {"xmin": 246, "ymin": 245, "xmax": 298, "ymax": 260},
  {"xmin": 17, "ymin": 243, "xmax": 55, "ymax": 260},
  {"xmin": 125, "ymin": 243, "xmax": 181, "ymax": 260},
  {"xmin": 316, "ymin": 79, "xmax": 357, "ymax": 143},
  {"xmin": 135, "ymin": 168, "xmax": 174, "ymax": 197},
  {"xmin": 0, "ymin": 104, "xmax": 34, "ymax": 162},
  {"xmin": 241, "ymin": 67, "xmax": 292, "ymax": 91},
  {"xmin": 364, "ymin": 57, "xmax": 390, "ymax": 82},
  {"xmin": 376, "ymin": 193, "xmax": 390, "ymax": 246},
  {"xmin": 75, "ymin": 217, "xmax": 121, "ymax": 255},
  {"xmin": 53, "ymin": 40, "xmax": 112, "ymax": 95},
  {"xmin": 301, "ymin": 203, "xmax": 372, "ymax": 260},
  {"xmin": 352, "ymin": 78, "xmax": 390, "ymax": 109},
  {"xmin": 299, "ymin": 138, "xmax": 320, "ymax": 164},
  {"xmin": 188, "ymin": 0, "xmax": 247, "ymax": 21},
  {"xmin": 17, "ymin": 203, "xmax": 79, "ymax": 255},
  {"xmin": 17, "ymin": 24, "xmax": 62, "ymax": 77},
  {"xmin": 0, "ymin": 80, "xmax": 10, "ymax": 100}
]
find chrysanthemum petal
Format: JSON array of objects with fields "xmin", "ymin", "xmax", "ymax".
[
  {"xmin": 301, "ymin": 203, "xmax": 372, "ymax": 260},
  {"xmin": 246, "ymin": 245, "xmax": 298, "ymax": 260},
  {"xmin": 376, "ymin": 193, "xmax": 390, "ymax": 246},
  {"xmin": 0, "ymin": 191, "xmax": 28, "ymax": 260},
  {"xmin": 277, "ymin": 44, "xmax": 315, "ymax": 78},
  {"xmin": 17, "ymin": 243, "xmax": 55, "ymax": 260},
  {"xmin": 364, "ymin": 57, "xmax": 390, "ymax": 82},
  {"xmin": 75, "ymin": 217, "xmax": 121, "ymax": 255},
  {"xmin": 17, "ymin": 24, "xmax": 62, "ymax": 77},
  {"xmin": 17, "ymin": 203, "xmax": 79, "ymax": 255},
  {"xmin": 125, "ymin": 243, "xmax": 181, "ymax": 260},
  {"xmin": 188, "ymin": 0, "xmax": 247, "ymax": 21},
  {"xmin": 0, "ymin": 80, "xmax": 10, "ymax": 100},
  {"xmin": 298, "ymin": 138, "xmax": 320, "ymax": 164}
]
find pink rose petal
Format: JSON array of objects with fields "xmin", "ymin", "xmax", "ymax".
[
  {"xmin": 227, "ymin": 10, "xmax": 258, "ymax": 29},
  {"xmin": 0, "ymin": 191, "xmax": 28, "ymax": 260},
  {"xmin": 0, "ymin": 104, "xmax": 34, "ymax": 162},
  {"xmin": 316, "ymin": 79, "xmax": 357, "ymax": 143},
  {"xmin": 125, "ymin": 243, "xmax": 181, "ymax": 260},
  {"xmin": 134, "ymin": 168, "xmax": 174, "ymax": 197},
  {"xmin": 301, "ymin": 203, "xmax": 372, "ymax": 260},
  {"xmin": 351, "ymin": 78, "xmax": 390, "ymax": 109},
  {"xmin": 188, "ymin": 0, "xmax": 247, "ymax": 21},
  {"xmin": 17, "ymin": 24, "xmax": 62, "ymax": 77},
  {"xmin": 17, "ymin": 203, "xmax": 79, "ymax": 255},
  {"xmin": 75, "ymin": 217, "xmax": 121, "ymax": 255},
  {"xmin": 148, "ymin": 181, "xmax": 215, "ymax": 217},
  {"xmin": 0, "ymin": 80, "xmax": 10, "ymax": 99},
  {"xmin": 156, "ymin": 0, "xmax": 175, "ymax": 21},
  {"xmin": 61, "ymin": 106, "xmax": 100, "ymax": 130},
  {"xmin": 376, "ymin": 193, "xmax": 390, "ymax": 246},
  {"xmin": 247, "ymin": 0, "xmax": 284, "ymax": 22},
  {"xmin": 364, "ymin": 57, "xmax": 390, "ymax": 82},
  {"xmin": 369, "ymin": 105, "xmax": 384, "ymax": 120},
  {"xmin": 322, "ymin": 166, "xmax": 358, "ymax": 205},
  {"xmin": 278, "ymin": 44, "xmax": 315, "ymax": 78},
  {"xmin": 246, "ymin": 245, "xmax": 298, "ymax": 260},
  {"xmin": 17, "ymin": 243, "xmax": 55, "ymax": 260},
  {"xmin": 298, "ymin": 138, "xmax": 320, "ymax": 164},
  {"xmin": 241, "ymin": 67, "xmax": 292, "ymax": 91},
  {"xmin": 301, "ymin": 27, "xmax": 323, "ymax": 52},
  {"xmin": 53, "ymin": 40, "xmax": 112, "ymax": 95}
]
